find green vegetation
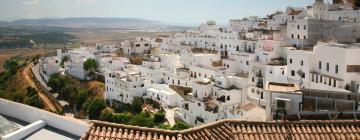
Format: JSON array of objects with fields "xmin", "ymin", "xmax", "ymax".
[
  {"xmin": 128, "ymin": 111, "xmax": 155, "ymax": 127},
  {"xmin": 48, "ymin": 73, "xmax": 100, "ymax": 117},
  {"xmin": 60, "ymin": 56, "xmax": 69, "ymax": 68},
  {"xmin": 83, "ymin": 58, "xmax": 98, "ymax": 71},
  {"xmin": 153, "ymin": 112, "xmax": 166, "ymax": 123},
  {"xmin": 0, "ymin": 59, "xmax": 19, "ymax": 90},
  {"xmin": 0, "ymin": 57, "xmax": 47, "ymax": 109},
  {"xmin": 84, "ymin": 98, "xmax": 106, "ymax": 120},
  {"xmin": 158, "ymin": 124, "xmax": 172, "ymax": 130},
  {"xmin": 171, "ymin": 121, "xmax": 190, "ymax": 130},
  {"xmin": 131, "ymin": 97, "xmax": 145, "ymax": 113},
  {"xmin": 0, "ymin": 32, "xmax": 76, "ymax": 49},
  {"xmin": 99, "ymin": 97, "xmax": 169, "ymax": 129}
]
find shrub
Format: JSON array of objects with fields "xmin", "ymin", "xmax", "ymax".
[
  {"xmin": 158, "ymin": 124, "xmax": 171, "ymax": 130},
  {"xmin": 25, "ymin": 95, "xmax": 44, "ymax": 108},
  {"xmin": 83, "ymin": 58, "xmax": 98, "ymax": 71},
  {"xmin": 112, "ymin": 113, "xmax": 131, "ymax": 124},
  {"xmin": 85, "ymin": 98, "xmax": 106, "ymax": 120},
  {"xmin": 100, "ymin": 108, "xmax": 114, "ymax": 122},
  {"xmin": 129, "ymin": 112, "xmax": 154, "ymax": 127},
  {"xmin": 131, "ymin": 97, "xmax": 144, "ymax": 113},
  {"xmin": 153, "ymin": 112, "xmax": 166, "ymax": 124},
  {"xmin": 9, "ymin": 92, "xmax": 25, "ymax": 103},
  {"xmin": 26, "ymin": 86, "xmax": 37, "ymax": 97},
  {"xmin": 171, "ymin": 121, "xmax": 190, "ymax": 130}
]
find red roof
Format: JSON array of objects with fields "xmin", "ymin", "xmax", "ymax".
[{"xmin": 81, "ymin": 119, "xmax": 360, "ymax": 140}]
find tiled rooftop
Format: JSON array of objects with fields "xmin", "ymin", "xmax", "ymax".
[{"xmin": 81, "ymin": 119, "xmax": 360, "ymax": 140}]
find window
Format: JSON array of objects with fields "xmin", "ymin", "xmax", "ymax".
[
  {"xmin": 326, "ymin": 63, "xmax": 329, "ymax": 72},
  {"xmin": 291, "ymin": 70, "xmax": 295, "ymax": 76},
  {"xmin": 320, "ymin": 76, "xmax": 323, "ymax": 83},
  {"xmin": 347, "ymin": 65, "xmax": 360, "ymax": 72},
  {"xmin": 300, "ymin": 60, "xmax": 303, "ymax": 66},
  {"xmin": 246, "ymin": 61, "xmax": 249, "ymax": 65},
  {"xmin": 198, "ymin": 103, "xmax": 201, "ymax": 106},
  {"xmin": 297, "ymin": 25, "xmax": 300, "ymax": 29},
  {"xmin": 304, "ymin": 25, "xmax": 307, "ymax": 30},
  {"xmin": 302, "ymin": 73, "xmax": 305, "ymax": 79},
  {"xmin": 335, "ymin": 65, "xmax": 339, "ymax": 74},
  {"xmin": 297, "ymin": 34, "xmax": 300, "ymax": 39},
  {"xmin": 304, "ymin": 36, "xmax": 307, "ymax": 39},
  {"xmin": 289, "ymin": 59, "xmax": 292, "ymax": 64},
  {"xmin": 319, "ymin": 61, "xmax": 322, "ymax": 70},
  {"xmin": 291, "ymin": 34, "xmax": 294, "ymax": 39}
]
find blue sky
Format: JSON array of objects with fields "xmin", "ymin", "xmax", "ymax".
[{"xmin": 0, "ymin": 0, "xmax": 330, "ymax": 24}]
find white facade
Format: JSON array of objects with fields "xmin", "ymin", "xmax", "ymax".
[{"xmin": 146, "ymin": 84, "xmax": 184, "ymax": 107}]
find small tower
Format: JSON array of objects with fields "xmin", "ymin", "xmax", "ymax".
[{"xmin": 315, "ymin": 0, "xmax": 325, "ymax": 4}]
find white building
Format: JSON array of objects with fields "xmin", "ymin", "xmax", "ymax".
[
  {"xmin": 38, "ymin": 56, "xmax": 60, "ymax": 82},
  {"xmin": 105, "ymin": 70, "xmax": 151, "ymax": 104},
  {"xmin": 287, "ymin": 42, "xmax": 360, "ymax": 93},
  {"xmin": 146, "ymin": 84, "xmax": 184, "ymax": 107}
]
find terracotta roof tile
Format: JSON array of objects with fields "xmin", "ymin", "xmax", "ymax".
[{"xmin": 82, "ymin": 120, "xmax": 360, "ymax": 140}]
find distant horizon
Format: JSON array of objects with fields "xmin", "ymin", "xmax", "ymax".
[{"xmin": 0, "ymin": 0, "xmax": 333, "ymax": 25}]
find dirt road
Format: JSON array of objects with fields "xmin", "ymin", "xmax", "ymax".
[{"xmin": 23, "ymin": 64, "xmax": 58, "ymax": 112}]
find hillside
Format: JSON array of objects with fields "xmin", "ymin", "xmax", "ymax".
[{"xmin": 1, "ymin": 17, "xmax": 164, "ymax": 28}]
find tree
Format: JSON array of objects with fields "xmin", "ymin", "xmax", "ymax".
[
  {"xmin": 112, "ymin": 113, "xmax": 131, "ymax": 124},
  {"xmin": 25, "ymin": 95, "xmax": 44, "ymax": 108},
  {"xmin": 129, "ymin": 112, "xmax": 154, "ymax": 127},
  {"xmin": 59, "ymin": 84, "xmax": 77, "ymax": 101},
  {"xmin": 131, "ymin": 97, "xmax": 144, "ymax": 113},
  {"xmin": 26, "ymin": 86, "xmax": 37, "ymax": 97},
  {"xmin": 153, "ymin": 112, "xmax": 166, "ymax": 124},
  {"xmin": 83, "ymin": 58, "xmax": 98, "ymax": 71},
  {"xmin": 32, "ymin": 54, "xmax": 40, "ymax": 64},
  {"xmin": 60, "ymin": 56, "xmax": 69, "ymax": 68},
  {"xmin": 355, "ymin": 0, "xmax": 360, "ymax": 8},
  {"xmin": 171, "ymin": 121, "xmax": 190, "ymax": 130},
  {"xmin": 158, "ymin": 124, "xmax": 171, "ymax": 130},
  {"xmin": 75, "ymin": 88, "xmax": 90, "ymax": 110},
  {"xmin": 100, "ymin": 108, "xmax": 114, "ymax": 122},
  {"xmin": 9, "ymin": 92, "xmax": 25, "ymax": 103},
  {"xmin": 85, "ymin": 98, "xmax": 106, "ymax": 120}
]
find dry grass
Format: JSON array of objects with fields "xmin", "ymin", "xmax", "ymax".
[
  {"xmin": 81, "ymin": 80, "xmax": 105, "ymax": 98},
  {"xmin": 68, "ymin": 30, "xmax": 175, "ymax": 46},
  {"xmin": 0, "ymin": 48, "xmax": 56, "ymax": 72}
]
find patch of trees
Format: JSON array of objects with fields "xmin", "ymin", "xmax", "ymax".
[
  {"xmin": 48, "ymin": 73, "xmax": 108, "ymax": 118},
  {"xmin": 0, "ymin": 59, "xmax": 20, "ymax": 92},
  {"xmin": 0, "ymin": 59, "xmax": 44, "ymax": 109},
  {"xmin": 0, "ymin": 32, "xmax": 76, "ymax": 49},
  {"xmin": 24, "ymin": 87, "xmax": 44, "ymax": 108},
  {"xmin": 99, "ymin": 97, "xmax": 168, "ymax": 128},
  {"xmin": 60, "ymin": 56, "xmax": 69, "ymax": 68},
  {"xmin": 83, "ymin": 58, "xmax": 98, "ymax": 72}
]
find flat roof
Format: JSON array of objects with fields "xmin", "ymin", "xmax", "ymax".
[
  {"xmin": 0, "ymin": 115, "xmax": 80, "ymax": 140},
  {"xmin": 267, "ymin": 82, "xmax": 301, "ymax": 93}
]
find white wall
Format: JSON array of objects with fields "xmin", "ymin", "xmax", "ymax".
[{"xmin": 0, "ymin": 99, "xmax": 89, "ymax": 137}]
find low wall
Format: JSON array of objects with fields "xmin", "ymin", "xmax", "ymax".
[
  {"xmin": 0, "ymin": 98, "xmax": 89, "ymax": 137},
  {"xmin": 2, "ymin": 120, "xmax": 46, "ymax": 140},
  {"xmin": 30, "ymin": 64, "xmax": 64, "ymax": 113}
]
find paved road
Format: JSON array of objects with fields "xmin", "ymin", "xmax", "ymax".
[
  {"xmin": 23, "ymin": 64, "xmax": 58, "ymax": 112},
  {"xmin": 165, "ymin": 107, "xmax": 177, "ymax": 126}
]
